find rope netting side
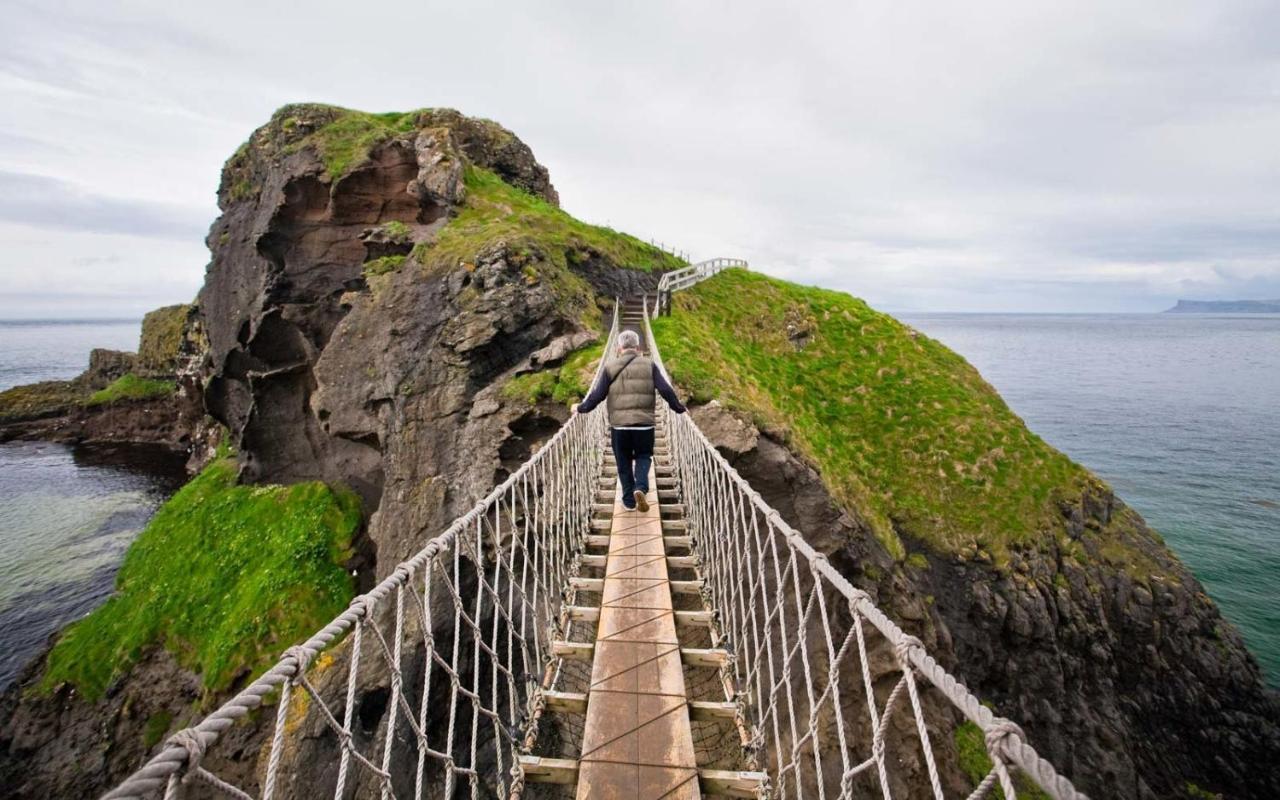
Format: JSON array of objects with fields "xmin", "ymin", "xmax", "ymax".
[
  {"xmin": 104, "ymin": 306, "xmax": 621, "ymax": 800},
  {"xmin": 641, "ymin": 298, "xmax": 1088, "ymax": 800}
]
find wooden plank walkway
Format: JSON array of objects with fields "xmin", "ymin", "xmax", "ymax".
[{"xmin": 575, "ymin": 462, "xmax": 702, "ymax": 800}]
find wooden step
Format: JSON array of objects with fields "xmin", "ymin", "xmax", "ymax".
[
  {"xmin": 688, "ymin": 700, "xmax": 738, "ymax": 722},
  {"xmin": 569, "ymin": 577, "xmax": 604, "ymax": 593},
  {"xmin": 666, "ymin": 555, "xmax": 698, "ymax": 569},
  {"xmin": 551, "ymin": 641, "xmax": 729, "ymax": 668},
  {"xmin": 565, "ymin": 605, "xmax": 600, "ymax": 623},
  {"xmin": 543, "ymin": 690, "xmax": 588, "ymax": 715},
  {"xmin": 681, "ymin": 647, "xmax": 731, "ymax": 668},
  {"xmin": 579, "ymin": 554, "xmax": 607, "ymax": 569},
  {"xmin": 662, "ymin": 519, "xmax": 688, "ymax": 533},
  {"xmin": 585, "ymin": 535, "xmax": 611, "ymax": 548},
  {"xmin": 658, "ymin": 490, "xmax": 680, "ymax": 503},
  {"xmin": 700, "ymin": 768, "xmax": 768, "ymax": 798},
  {"xmin": 664, "ymin": 536, "xmax": 692, "ymax": 550},
  {"xmin": 669, "ymin": 579, "xmax": 704, "ymax": 595},
  {"xmin": 517, "ymin": 757, "xmax": 766, "ymax": 798},
  {"xmin": 550, "ymin": 640, "xmax": 595, "ymax": 661},
  {"xmin": 518, "ymin": 755, "xmax": 578, "ymax": 785},
  {"xmin": 675, "ymin": 609, "xmax": 713, "ymax": 628}
]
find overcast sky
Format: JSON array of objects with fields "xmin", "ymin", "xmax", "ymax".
[{"xmin": 2, "ymin": 0, "xmax": 1278, "ymax": 317}]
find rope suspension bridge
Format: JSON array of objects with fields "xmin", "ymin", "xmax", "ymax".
[{"xmin": 104, "ymin": 261, "xmax": 1088, "ymax": 800}]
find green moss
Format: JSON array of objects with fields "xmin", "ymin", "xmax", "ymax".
[
  {"xmin": 138, "ymin": 304, "xmax": 190, "ymax": 374},
  {"xmin": 418, "ymin": 166, "xmax": 684, "ymax": 275},
  {"xmin": 906, "ymin": 553, "xmax": 929, "ymax": 570},
  {"xmin": 39, "ymin": 457, "xmax": 361, "ymax": 700},
  {"xmin": 954, "ymin": 721, "xmax": 1051, "ymax": 799},
  {"xmin": 85, "ymin": 374, "xmax": 174, "ymax": 407},
  {"xmin": 379, "ymin": 220, "xmax": 411, "ymax": 239},
  {"xmin": 0, "ymin": 380, "xmax": 86, "ymax": 423},
  {"xmin": 503, "ymin": 371, "xmax": 557, "ymax": 405},
  {"xmin": 653, "ymin": 270, "xmax": 1098, "ymax": 563},
  {"xmin": 501, "ymin": 341, "xmax": 605, "ymax": 407},
  {"xmin": 363, "ymin": 255, "xmax": 407, "ymax": 278},
  {"xmin": 142, "ymin": 710, "xmax": 173, "ymax": 749},
  {"xmin": 299, "ymin": 109, "xmax": 421, "ymax": 180},
  {"xmin": 1185, "ymin": 782, "xmax": 1222, "ymax": 799}
]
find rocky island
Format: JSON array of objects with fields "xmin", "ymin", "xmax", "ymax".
[
  {"xmin": 1165, "ymin": 299, "xmax": 1280, "ymax": 313},
  {"xmin": 0, "ymin": 104, "xmax": 1276, "ymax": 799}
]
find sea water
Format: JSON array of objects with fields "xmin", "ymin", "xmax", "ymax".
[
  {"xmin": 901, "ymin": 313, "xmax": 1280, "ymax": 687},
  {"xmin": 0, "ymin": 319, "xmax": 186, "ymax": 688}
]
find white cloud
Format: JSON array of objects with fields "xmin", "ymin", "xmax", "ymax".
[{"xmin": 1, "ymin": 0, "xmax": 1278, "ymax": 315}]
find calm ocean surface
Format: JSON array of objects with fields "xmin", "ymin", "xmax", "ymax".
[
  {"xmin": 901, "ymin": 313, "xmax": 1280, "ymax": 686},
  {"xmin": 0, "ymin": 319, "xmax": 187, "ymax": 688},
  {"xmin": 0, "ymin": 316, "xmax": 1276, "ymax": 689}
]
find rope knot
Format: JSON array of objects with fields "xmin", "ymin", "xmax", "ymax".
[
  {"xmin": 983, "ymin": 717, "xmax": 1025, "ymax": 760},
  {"xmin": 167, "ymin": 728, "xmax": 207, "ymax": 776},
  {"xmin": 283, "ymin": 645, "xmax": 313, "ymax": 675},
  {"xmin": 893, "ymin": 634, "xmax": 925, "ymax": 666},
  {"xmin": 846, "ymin": 589, "xmax": 872, "ymax": 614},
  {"xmin": 348, "ymin": 596, "xmax": 370, "ymax": 619}
]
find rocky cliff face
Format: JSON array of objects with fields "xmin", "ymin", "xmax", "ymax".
[
  {"xmin": 693, "ymin": 401, "xmax": 1280, "ymax": 799},
  {"xmin": 198, "ymin": 103, "xmax": 657, "ymax": 574}
]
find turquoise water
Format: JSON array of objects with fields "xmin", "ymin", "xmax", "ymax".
[
  {"xmin": 901, "ymin": 313, "xmax": 1280, "ymax": 687},
  {"xmin": 0, "ymin": 319, "xmax": 185, "ymax": 688}
]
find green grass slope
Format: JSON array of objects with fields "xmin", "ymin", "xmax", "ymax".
[
  {"xmin": 415, "ymin": 165, "xmax": 684, "ymax": 275},
  {"xmin": 653, "ymin": 269, "xmax": 1102, "ymax": 563},
  {"xmin": 40, "ymin": 454, "xmax": 361, "ymax": 700}
]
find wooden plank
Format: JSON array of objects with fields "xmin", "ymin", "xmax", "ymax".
[
  {"xmin": 674, "ymin": 609, "xmax": 713, "ymax": 628},
  {"xmin": 698, "ymin": 769, "xmax": 767, "ymax": 798},
  {"xmin": 551, "ymin": 640, "xmax": 595, "ymax": 661},
  {"xmin": 543, "ymin": 690, "xmax": 588, "ymax": 714},
  {"xmin": 519, "ymin": 755, "xmax": 579, "ymax": 785},
  {"xmin": 577, "ymin": 460, "xmax": 702, "ymax": 800},
  {"xmin": 681, "ymin": 647, "xmax": 731, "ymax": 668},
  {"xmin": 669, "ymin": 579, "xmax": 705, "ymax": 595},
  {"xmin": 688, "ymin": 700, "xmax": 737, "ymax": 722},
  {"xmin": 586, "ymin": 535, "xmax": 611, "ymax": 548},
  {"xmin": 666, "ymin": 555, "xmax": 698, "ymax": 569},
  {"xmin": 579, "ymin": 554, "xmax": 608, "ymax": 569},
  {"xmin": 566, "ymin": 605, "xmax": 600, "ymax": 622},
  {"xmin": 664, "ymin": 535, "xmax": 692, "ymax": 550},
  {"xmin": 662, "ymin": 519, "xmax": 688, "ymax": 533},
  {"xmin": 569, "ymin": 577, "xmax": 604, "ymax": 593}
]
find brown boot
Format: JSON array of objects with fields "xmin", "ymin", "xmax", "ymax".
[{"xmin": 634, "ymin": 490, "xmax": 649, "ymax": 513}]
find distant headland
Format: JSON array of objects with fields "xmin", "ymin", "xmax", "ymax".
[{"xmin": 1166, "ymin": 299, "xmax": 1280, "ymax": 313}]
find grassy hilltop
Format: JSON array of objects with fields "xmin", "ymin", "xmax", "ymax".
[{"xmin": 653, "ymin": 269, "xmax": 1115, "ymax": 565}]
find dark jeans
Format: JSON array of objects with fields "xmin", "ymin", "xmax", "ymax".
[{"xmin": 611, "ymin": 427, "xmax": 655, "ymax": 507}]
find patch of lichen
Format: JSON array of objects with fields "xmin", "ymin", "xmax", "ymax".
[
  {"xmin": 653, "ymin": 269, "xmax": 1150, "ymax": 568},
  {"xmin": 0, "ymin": 380, "xmax": 86, "ymax": 423},
  {"xmin": 138, "ymin": 304, "xmax": 190, "ymax": 375}
]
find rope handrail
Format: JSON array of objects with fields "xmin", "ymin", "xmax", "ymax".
[
  {"xmin": 102, "ymin": 303, "xmax": 624, "ymax": 800},
  {"xmin": 641, "ymin": 292, "xmax": 1088, "ymax": 800}
]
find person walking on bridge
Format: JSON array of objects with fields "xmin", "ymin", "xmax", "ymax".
[{"xmin": 573, "ymin": 329, "xmax": 687, "ymax": 511}]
